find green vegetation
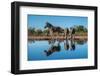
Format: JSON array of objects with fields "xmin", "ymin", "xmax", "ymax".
[
  {"xmin": 74, "ymin": 25, "xmax": 87, "ymax": 32},
  {"xmin": 74, "ymin": 25, "xmax": 87, "ymax": 36},
  {"xmin": 28, "ymin": 25, "xmax": 87, "ymax": 36}
]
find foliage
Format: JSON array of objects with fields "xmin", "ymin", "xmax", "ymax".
[
  {"xmin": 28, "ymin": 24, "xmax": 88, "ymax": 36},
  {"xmin": 74, "ymin": 25, "xmax": 87, "ymax": 33},
  {"xmin": 28, "ymin": 27, "xmax": 35, "ymax": 35}
]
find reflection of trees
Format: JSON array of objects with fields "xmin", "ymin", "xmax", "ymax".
[
  {"xmin": 29, "ymin": 39, "xmax": 87, "ymax": 57},
  {"xmin": 28, "ymin": 39, "xmax": 35, "ymax": 43},
  {"xmin": 75, "ymin": 39, "xmax": 87, "ymax": 45}
]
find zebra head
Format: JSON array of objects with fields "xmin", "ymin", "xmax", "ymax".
[{"xmin": 44, "ymin": 22, "xmax": 53, "ymax": 29}]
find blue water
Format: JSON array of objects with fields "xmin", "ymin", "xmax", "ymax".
[{"xmin": 28, "ymin": 40, "xmax": 88, "ymax": 61}]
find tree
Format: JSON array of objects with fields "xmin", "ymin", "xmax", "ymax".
[
  {"xmin": 28, "ymin": 27, "xmax": 35, "ymax": 35},
  {"xmin": 35, "ymin": 29, "xmax": 43, "ymax": 35},
  {"xmin": 43, "ymin": 29, "xmax": 49, "ymax": 36},
  {"xmin": 74, "ymin": 25, "xmax": 87, "ymax": 33}
]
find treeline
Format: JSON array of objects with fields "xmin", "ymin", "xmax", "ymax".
[
  {"xmin": 28, "ymin": 25, "xmax": 87, "ymax": 36},
  {"xmin": 74, "ymin": 25, "xmax": 87, "ymax": 36},
  {"xmin": 28, "ymin": 27, "xmax": 49, "ymax": 36}
]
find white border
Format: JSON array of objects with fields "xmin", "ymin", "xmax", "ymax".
[{"xmin": 20, "ymin": 6, "xmax": 95, "ymax": 70}]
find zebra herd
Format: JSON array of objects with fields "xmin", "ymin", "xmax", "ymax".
[{"xmin": 44, "ymin": 22, "xmax": 75, "ymax": 40}]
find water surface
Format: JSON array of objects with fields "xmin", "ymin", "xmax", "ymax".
[{"xmin": 28, "ymin": 39, "xmax": 88, "ymax": 61}]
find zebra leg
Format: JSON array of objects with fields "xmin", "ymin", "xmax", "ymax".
[{"xmin": 70, "ymin": 33, "xmax": 72, "ymax": 39}]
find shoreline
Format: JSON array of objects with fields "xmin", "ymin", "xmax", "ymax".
[{"xmin": 28, "ymin": 35, "xmax": 87, "ymax": 40}]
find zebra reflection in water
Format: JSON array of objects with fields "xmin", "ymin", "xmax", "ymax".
[
  {"xmin": 64, "ymin": 39, "xmax": 75, "ymax": 51},
  {"xmin": 44, "ymin": 40, "xmax": 61, "ymax": 56},
  {"xmin": 44, "ymin": 39, "xmax": 76, "ymax": 56}
]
